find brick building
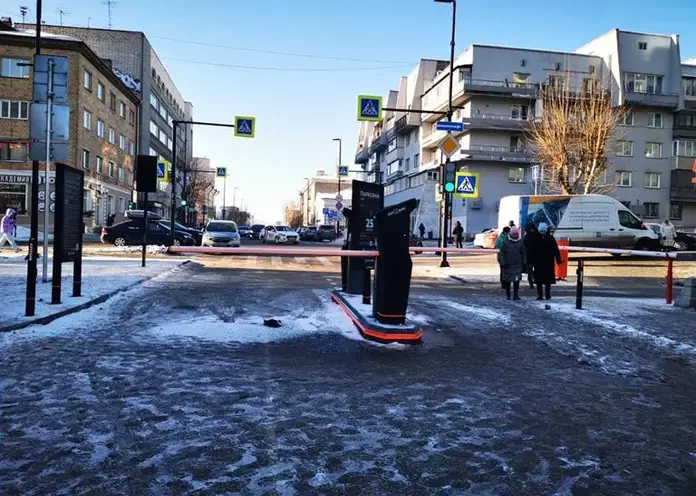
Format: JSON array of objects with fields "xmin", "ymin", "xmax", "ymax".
[{"xmin": 0, "ymin": 29, "xmax": 139, "ymax": 231}]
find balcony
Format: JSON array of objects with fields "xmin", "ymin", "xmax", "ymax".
[
  {"xmin": 624, "ymin": 90, "xmax": 679, "ymax": 109},
  {"xmin": 394, "ymin": 114, "xmax": 419, "ymax": 135},
  {"xmin": 464, "ymin": 114, "xmax": 533, "ymax": 132},
  {"xmin": 386, "ymin": 169, "xmax": 404, "ymax": 182},
  {"xmin": 355, "ymin": 147, "xmax": 369, "ymax": 164},
  {"xmin": 670, "ymin": 169, "xmax": 696, "ymax": 201},
  {"xmin": 385, "ymin": 146, "xmax": 404, "ymax": 165},
  {"xmin": 459, "ymin": 144, "xmax": 533, "ymax": 163},
  {"xmin": 462, "ymin": 78, "xmax": 537, "ymax": 100},
  {"xmin": 369, "ymin": 133, "xmax": 388, "ymax": 154}
]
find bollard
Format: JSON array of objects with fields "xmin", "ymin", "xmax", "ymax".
[
  {"xmin": 576, "ymin": 259, "xmax": 584, "ymax": 310},
  {"xmin": 556, "ymin": 237, "xmax": 570, "ymax": 280},
  {"xmin": 666, "ymin": 258, "xmax": 674, "ymax": 305}
]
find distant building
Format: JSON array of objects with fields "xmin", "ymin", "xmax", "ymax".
[{"xmin": 298, "ymin": 170, "xmax": 350, "ymax": 227}]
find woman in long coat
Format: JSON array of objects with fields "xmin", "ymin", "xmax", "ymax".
[
  {"xmin": 499, "ymin": 226, "xmax": 525, "ymax": 300},
  {"xmin": 529, "ymin": 222, "xmax": 562, "ymax": 300}
]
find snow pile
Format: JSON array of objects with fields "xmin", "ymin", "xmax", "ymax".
[
  {"xmin": 14, "ymin": 225, "xmax": 51, "ymax": 242},
  {"xmin": 110, "ymin": 245, "xmax": 170, "ymax": 255}
]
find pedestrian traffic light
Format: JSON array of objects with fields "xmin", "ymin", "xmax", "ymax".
[
  {"xmin": 127, "ymin": 201, "xmax": 136, "ymax": 211},
  {"xmin": 180, "ymin": 199, "xmax": 187, "ymax": 207},
  {"xmin": 444, "ymin": 162, "xmax": 456, "ymax": 193}
]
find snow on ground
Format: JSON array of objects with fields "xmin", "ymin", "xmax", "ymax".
[
  {"xmin": 0, "ymin": 257, "xmax": 183, "ymax": 330},
  {"xmin": 340, "ymin": 293, "xmax": 430, "ymax": 330}
]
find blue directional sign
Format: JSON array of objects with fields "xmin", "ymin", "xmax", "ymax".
[
  {"xmin": 216, "ymin": 167, "xmax": 227, "ymax": 178},
  {"xmin": 454, "ymin": 172, "xmax": 480, "ymax": 199},
  {"xmin": 357, "ymin": 95, "xmax": 383, "ymax": 122},
  {"xmin": 234, "ymin": 116, "xmax": 256, "ymax": 138},
  {"xmin": 156, "ymin": 162, "xmax": 166, "ymax": 179},
  {"xmin": 436, "ymin": 121, "xmax": 465, "ymax": 132},
  {"xmin": 338, "ymin": 165, "xmax": 349, "ymax": 177},
  {"xmin": 323, "ymin": 207, "xmax": 330, "ymax": 215}
]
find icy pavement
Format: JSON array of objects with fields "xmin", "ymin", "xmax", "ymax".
[
  {"xmin": 0, "ymin": 257, "xmax": 183, "ymax": 329},
  {"xmin": 1, "ymin": 261, "xmax": 696, "ymax": 494}
]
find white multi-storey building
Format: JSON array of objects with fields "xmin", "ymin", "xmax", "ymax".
[{"xmin": 355, "ymin": 29, "xmax": 696, "ymax": 237}]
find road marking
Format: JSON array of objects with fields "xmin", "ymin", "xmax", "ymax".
[
  {"xmin": 271, "ymin": 257, "xmax": 283, "ymax": 266},
  {"xmin": 317, "ymin": 257, "xmax": 333, "ymax": 266}
]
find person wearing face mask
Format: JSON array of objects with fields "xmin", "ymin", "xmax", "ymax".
[
  {"xmin": 499, "ymin": 226, "xmax": 525, "ymax": 300},
  {"xmin": 529, "ymin": 222, "xmax": 562, "ymax": 300}
]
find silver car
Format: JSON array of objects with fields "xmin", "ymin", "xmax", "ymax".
[{"xmin": 202, "ymin": 220, "xmax": 241, "ymax": 247}]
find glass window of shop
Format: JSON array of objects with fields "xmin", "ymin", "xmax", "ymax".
[{"xmin": 0, "ymin": 182, "xmax": 27, "ymax": 213}]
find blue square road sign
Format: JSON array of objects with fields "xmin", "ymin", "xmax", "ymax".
[
  {"xmin": 454, "ymin": 172, "xmax": 480, "ymax": 199},
  {"xmin": 234, "ymin": 116, "xmax": 256, "ymax": 138}
]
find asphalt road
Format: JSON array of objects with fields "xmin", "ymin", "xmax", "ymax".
[{"xmin": 2, "ymin": 256, "xmax": 696, "ymax": 494}]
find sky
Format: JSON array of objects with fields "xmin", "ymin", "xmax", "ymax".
[{"xmin": 1, "ymin": 0, "xmax": 696, "ymax": 224}]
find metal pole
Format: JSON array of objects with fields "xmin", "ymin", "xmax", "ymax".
[
  {"xmin": 41, "ymin": 59, "xmax": 54, "ymax": 282},
  {"xmin": 35, "ymin": 0, "xmax": 42, "ymax": 54},
  {"xmin": 170, "ymin": 121, "xmax": 178, "ymax": 245},
  {"xmin": 666, "ymin": 257, "xmax": 674, "ymax": 305},
  {"xmin": 222, "ymin": 178, "xmax": 227, "ymax": 220},
  {"xmin": 181, "ymin": 123, "xmax": 187, "ymax": 224},
  {"xmin": 576, "ymin": 259, "xmax": 584, "ymax": 310},
  {"xmin": 337, "ymin": 138, "xmax": 342, "ymax": 235},
  {"xmin": 142, "ymin": 193, "xmax": 148, "ymax": 267}
]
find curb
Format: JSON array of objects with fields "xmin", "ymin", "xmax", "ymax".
[{"xmin": 0, "ymin": 260, "xmax": 191, "ymax": 334}]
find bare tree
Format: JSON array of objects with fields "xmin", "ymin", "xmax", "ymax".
[
  {"xmin": 284, "ymin": 201, "xmax": 303, "ymax": 229},
  {"xmin": 224, "ymin": 206, "xmax": 250, "ymax": 225},
  {"xmin": 527, "ymin": 73, "xmax": 626, "ymax": 195}
]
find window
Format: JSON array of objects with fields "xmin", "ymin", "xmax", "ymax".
[
  {"xmin": 109, "ymin": 92, "xmax": 116, "ymax": 111},
  {"xmin": 673, "ymin": 139, "xmax": 696, "ymax": 157},
  {"xmin": 413, "ymin": 154, "xmax": 419, "ymax": 168},
  {"xmin": 684, "ymin": 78, "xmax": 696, "ymax": 97},
  {"xmin": 623, "ymin": 73, "xmax": 663, "ymax": 94},
  {"xmin": 644, "ymin": 202, "xmax": 659, "ymax": 219},
  {"xmin": 647, "ymin": 113, "xmax": 663, "ymax": 128},
  {"xmin": 83, "ymin": 70, "xmax": 92, "ymax": 90},
  {"xmin": 96, "ymin": 156, "xmax": 103, "ymax": 173},
  {"xmin": 617, "ymin": 170, "xmax": 632, "ymax": 187},
  {"xmin": 149, "ymin": 147, "xmax": 158, "ymax": 156},
  {"xmin": 159, "ymin": 105, "xmax": 167, "ymax": 120},
  {"xmin": 638, "ymin": 42, "xmax": 648, "ymax": 50},
  {"xmin": 619, "ymin": 111, "xmax": 634, "ymax": 126},
  {"xmin": 119, "ymin": 101, "xmax": 126, "ymax": 119},
  {"xmin": 97, "ymin": 82, "xmax": 105, "ymax": 101},
  {"xmin": 82, "ymin": 149, "xmax": 90, "ymax": 169},
  {"xmin": 118, "ymin": 167, "xmax": 125, "ymax": 182},
  {"xmin": 670, "ymin": 203, "xmax": 683, "ymax": 221},
  {"xmin": 128, "ymin": 140, "xmax": 135, "ymax": 155},
  {"xmin": 150, "ymin": 121, "xmax": 159, "ymax": 137},
  {"xmin": 676, "ymin": 111, "xmax": 696, "ymax": 129},
  {"xmin": 512, "ymin": 72, "xmax": 531, "ymax": 87},
  {"xmin": 645, "ymin": 142, "xmax": 662, "ymax": 158},
  {"xmin": 128, "ymin": 109, "xmax": 136, "ymax": 126},
  {"xmin": 510, "ymin": 105, "xmax": 529, "ymax": 120},
  {"xmin": 150, "ymin": 93, "xmax": 159, "ymax": 109},
  {"xmin": 1, "ymin": 58, "xmax": 30, "ymax": 78},
  {"xmin": 118, "ymin": 197, "xmax": 125, "ymax": 213},
  {"xmin": 387, "ymin": 161, "xmax": 400, "ymax": 176},
  {"xmin": 159, "ymin": 129, "xmax": 167, "ymax": 144},
  {"xmin": 119, "ymin": 135, "xmax": 126, "ymax": 150},
  {"xmin": 618, "ymin": 210, "xmax": 643, "ymax": 229},
  {"xmin": 405, "ymin": 158, "xmax": 410, "ymax": 171},
  {"xmin": 616, "ymin": 141, "xmax": 633, "ymax": 156},
  {"xmin": 167, "ymin": 115, "xmax": 174, "ymax": 128},
  {"xmin": 644, "ymin": 172, "xmax": 661, "ymax": 188},
  {"xmin": 427, "ymin": 171, "xmax": 439, "ymax": 181},
  {"xmin": 96, "ymin": 119, "xmax": 105, "ymax": 138},
  {"xmin": 0, "ymin": 100, "xmax": 29, "ymax": 120},
  {"xmin": 548, "ymin": 74, "xmax": 565, "ymax": 88},
  {"xmin": 108, "ymin": 162, "xmax": 115, "ymax": 178},
  {"xmin": 83, "ymin": 109, "xmax": 92, "ymax": 130},
  {"xmin": 0, "ymin": 182, "xmax": 27, "ymax": 213},
  {"xmin": 167, "ymin": 138, "xmax": 173, "ymax": 151},
  {"xmin": 508, "ymin": 167, "xmax": 526, "ymax": 183},
  {"xmin": 0, "ymin": 142, "xmax": 28, "ymax": 161}
]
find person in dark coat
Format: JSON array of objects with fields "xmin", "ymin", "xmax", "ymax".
[
  {"xmin": 523, "ymin": 222, "xmax": 540, "ymax": 289},
  {"xmin": 530, "ymin": 222, "xmax": 562, "ymax": 300},
  {"xmin": 499, "ymin": 226, "xmax": 525, "ymax": 300},
  {"xmin": 418, "ymin": 223, "xmax": 426, "ymax": 240},
  {"xmin": 453, "ymin": 221, "xmax": 464, "ymax": 248}
]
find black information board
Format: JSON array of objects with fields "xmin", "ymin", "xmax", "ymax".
[
  {"xmin": 56, "ymin": 163, "xmax": 84, "ymax": 262},
  {"xmin": 349, "ymin": 180, "xmax": 384, "ymax": 269}
]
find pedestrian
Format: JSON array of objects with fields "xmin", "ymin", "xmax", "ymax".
[
  {"xmin": 495, "ymin": 226, "xmax": 511, "ymax": 289},
  {"xmin": 418, "ymin": 222, "xmax": 426, "ymax": 240},
  {"xmin": 660, "ymin": 219, "xmax": 676, "ymax": 252},
  {"xmin": 0, "ymin": 208, "xmax": 19, "ymax": 250},
  {"xmin": 530, "ymin": 222, "xmax": 562, "ymax": 300},
  {"xmin": 499, "ymin": 226, "xmax": 525, "ymax": 300},
  {"xmin": 453, "ymin": 221, "xmax": 464, "ymax": 249},
  {"xmin": 523, "ymin": 222, "xmax": 540, "ymax": 289}
]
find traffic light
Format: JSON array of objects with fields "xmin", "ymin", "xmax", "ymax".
[
  {"xmin": 443, "ymin": 161, "xmax": 456, "ymax": 193},
  {"xmin": 127, "ymin": 201, "xmax": 136, "ymax": 211},
  {"xmin": 180, "ymin": 199, "xmax": 187, "ymax": 207}
]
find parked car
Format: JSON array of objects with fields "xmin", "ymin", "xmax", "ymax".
[
  {"xmin": 124, "ymin": 210, "xmax": 162, "ymax": 220},
  {"xmin": 300, "ymin": 226, "xmax": 317, "ymax": 241},
  {"xmin": 202, "ymin": 220, "xmax": 241, "ymax": 247},
  {"xmin": 101, "ymin": 220, "xmax": 194, "ymax": 247},
  {"xmin": 676, "ymin": 231, "xmax": 696, "ymax": 251},
  {"xmin": 261, "ymin": 225, "xmax": 300, "ymax": 244},
  {"xmin": 238, "ymin": 225, "xmax": 250, "ymax": 238},
  {"xmin": 249, "ymin": 224, "xmax": 265, "ymax": 239},
  {"xmin": 474, "ymin": 228, "xmax": 498, "ymax": 249},
  {"xmin": 160, "ymin": 219, "xmax": 203, "ymax": 245},
  {"xmin": 315, "ymin": 224, "xmax": 337, "ymax": 242}
]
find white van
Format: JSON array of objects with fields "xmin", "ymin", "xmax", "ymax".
[{"xmin": 498, "ymin": 195, "xmax": 660, "ymax": 250}]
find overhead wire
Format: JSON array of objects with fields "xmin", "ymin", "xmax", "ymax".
[{"xmin": 158, "ymin": 57, "xmax": 409, "ymax": 72}]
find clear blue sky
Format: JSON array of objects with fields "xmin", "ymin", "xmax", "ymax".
[{"xmin": 2, "ymin": 0, "xmax": 695, "ymax": 223}]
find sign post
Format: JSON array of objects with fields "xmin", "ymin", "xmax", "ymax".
[
  {"xmin": 357, "ymin": 95, "xmax": 383, "ymax": 122},
  {"xmin": 51, "ymin": 163, "xmax": 84, "ymax": 304},
  {"xmin": 135, "ymin": 155, "xmax": 158, "ymax": 267},
  {"xmin": 216, "ymin": 167, "xmax": 227, "ymax": 219}
]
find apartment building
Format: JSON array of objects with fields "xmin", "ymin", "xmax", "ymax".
[
  {"xmin": 0, "ymin": 28, "xmax": 139, "ymax": 230},
  {"xmin": 20, "ymin": 24, "xmax": 195, "ymax": 219},
  {"xmin": 299, "ymin": 170, "xmax": 350, "ymax": 227},
  {"xmin": 356, "ymin": 29, "xmax": 696, "ymax": 237}
]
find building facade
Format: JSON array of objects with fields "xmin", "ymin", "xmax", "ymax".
[
  {"xmin": 0, "ymin": 29, "xmax": 139, "ymax": 231},
  {"xmin": 355, "ymin": 29, "xmax": 696, "ymax": 237},
  {"xmin": 298, "ymin": 171, "xmax": 350, "ymax": 227},
  {"xmin": 19, "ymin": 24, "xmax": 194, "ymax": 219}
]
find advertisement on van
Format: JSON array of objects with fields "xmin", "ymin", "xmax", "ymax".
[{"xmin": 520, "ymin": 196, "xmax": 612, "ymax": 231}]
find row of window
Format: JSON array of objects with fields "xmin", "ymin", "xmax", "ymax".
[
  {"xmin": 617, "ymin": 139, "xmax": 696, "ymax": 158},
  {"xmin": 615, "ymin": 171, "xmax": 662, "ymax": 188},
  {"xmin": 384, "ymin": 170, "xmax": 440, "ymax": 196},
  {"xmin": 619, "ymin": 201, "xmax": 685, "ymax": 221},
  {"xmin": 83, "ymin": 70, "xmax": 136, "ymax": 126},
  {"xmin": 149, "ymin": 120, "xmax": 173, "ymax": 151},
  {"xmin": 618, "ymin": 111, "xmax": 664, "ymax": 128},
  {"xmin": 0, "ymin": 100, "xmax": 30, "ymax": 120},
  {"xmin": 83, "ymin": 192, "xmax": 129, "ymax": 216},
  {"xmin": 81, "ymin": 149, "xmax": 133, "ymax": 184},
  {"xmin": 149, "ymin": 93, "xmax": 175, "ymax": 128},
  {"xmin": 83, "ymin": 109, "xmax": 135, "ymax": 155}
]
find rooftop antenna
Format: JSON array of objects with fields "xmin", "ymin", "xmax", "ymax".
[
  {"xmin": 56, "ymin": 8, "xmax": 70, "ymax": 26},
  {"xmin": 102, "ymin": 0, "xmax": 116, "ymax": 29},
  {"xmin": 19, "ymin": 5, "xmax": 28, "ymax": 24}
]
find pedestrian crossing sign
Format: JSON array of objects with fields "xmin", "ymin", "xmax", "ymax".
[
  {"xmin": 357, "ymin": 95, "xmax": 382, "ymax": 122},
  {"xmin": 454, "ymin": 172, "xmax": 480, "ymax": 199},
  {"xmin": 234, "ymin": 116, "xmax": 256, "ymax": 138},
  {"xmin": 157, "ymin": 157, "xmax": 170, "ymax": 182},
  {"xmin": 216, "ymin": 167, "xmax": 227, "ymax": 178}
]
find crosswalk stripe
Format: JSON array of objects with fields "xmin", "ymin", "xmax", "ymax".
[
  {"xmin": 317, "ymin": 257, "xmax": 333, "ymax": 266},
  {"xmin": 271, "ymin": 257, "xmax": 283, "ymax": 266}
]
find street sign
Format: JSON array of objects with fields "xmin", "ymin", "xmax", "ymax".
[
  {"xmin": 454, "ymin": 172, "xmax": 480, "ymax": 199},
  {"xmin": 437, "ymin": 134, "xmax": 460, "ymax": 159},
  {"xmin": 234, "ymin": 116, "xmax": 256, "ymax": 138},
  {"xmin": 335, "ymin": 194, "xmax": 343, "ymax": 202},
  {"xmin": 216, "ymin": 167, "xmax": 227, "ymax": 177},
  {"xmin": 335, "ymin": 201, "xmax": 343, "ymax": 211},
  {"xmin": 357, "ymin": 95, "xmax": 382, "ymax": 122},
  {"xmin": 338, "ymin": 166, "xmax": 348, "ymax": 177},
  {"xmin": 157, "ymin": 158, "xmax": 170, "ymax": 182},
  {"xmin": 436, "ymin": 121, "xmax": 465, "ymax": 132},
  {"xmin": 33, "ymin": 54, "xmax": 69, "ymax": 104},
  {"xmin": 323, "ymin": 207, "xmax": 330, "ymax": 215},
  {"xmin": 29, "ymin": 103, "xmax": 70, "ymax": 161}
]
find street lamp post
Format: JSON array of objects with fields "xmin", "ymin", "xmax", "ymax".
[
  {"xmin": 233, "ymin": 186, "xmax": 239, "ymax": 209},
  {"xmin": 332, "ymin": 138, "xmax": 342, "ymax": 235},
  {"xmin": 435, "ymin": 0, "xmax": 456, "ymax": 268}
]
